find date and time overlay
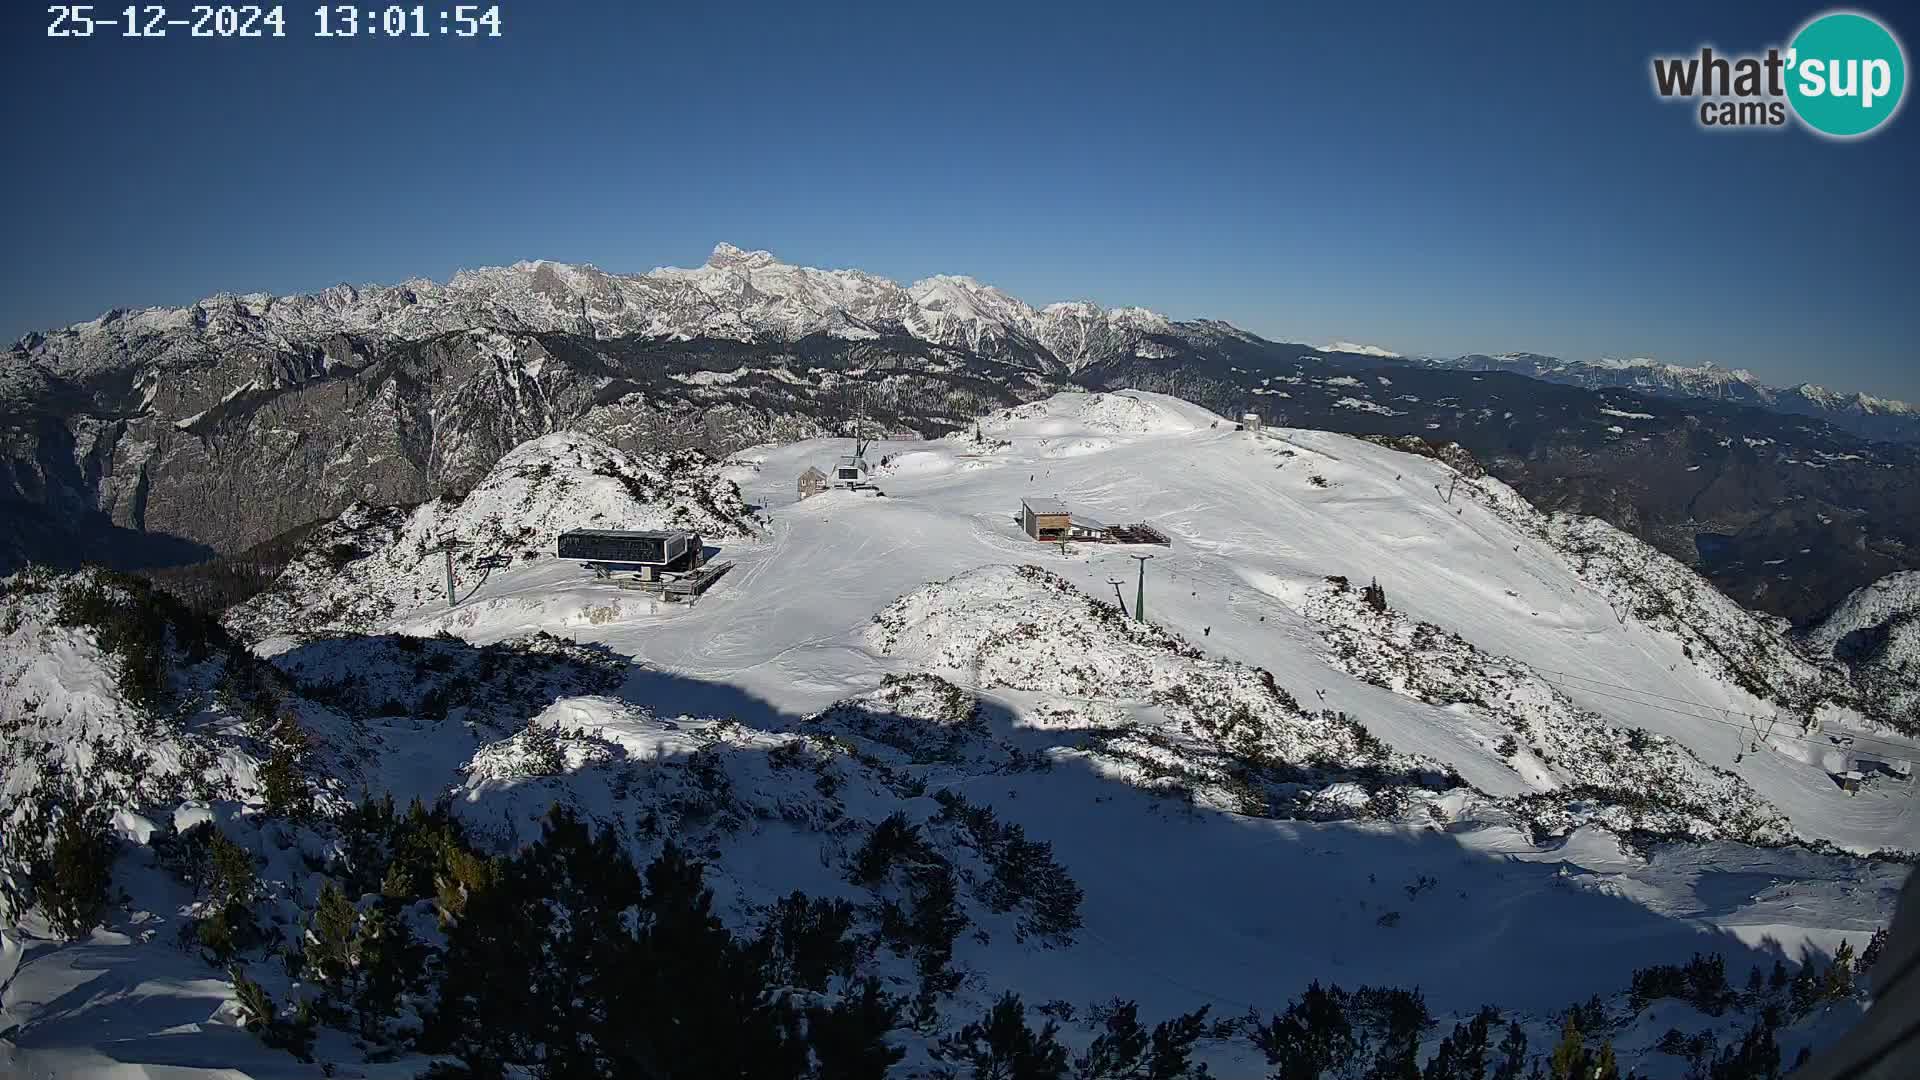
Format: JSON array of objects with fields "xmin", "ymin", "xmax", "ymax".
[{"xmin": 46, "ymin": 4, "xmax": 503, "ymax": 38}]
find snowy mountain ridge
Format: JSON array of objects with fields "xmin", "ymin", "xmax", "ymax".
[
  {"xmin": 2, "ymin": 391, "xmax": 1915, "ymax": 1079},
  {"xmin": 1417, "ymin": 353, "xmax": 1920, "ymax": 440},
  {"xmin": 238, "ymin": 391, "xmax": 1912, "ymax": 850},
  {"xmin": 17, "ymin": 244, "xmax": 1183, "ymax": 381}
]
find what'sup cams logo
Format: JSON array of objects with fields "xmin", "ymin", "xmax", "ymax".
[{"xmin": 1651, "ymin": 9, "xmax": 1907, "ymax": 137}]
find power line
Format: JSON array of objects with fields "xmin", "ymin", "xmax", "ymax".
[
  {"xmin": 1532, "ymin": 673, "xmax": 1908, "ymax": 755},
  {"xmin": 1531, "ymin": 667, "xmax": 1918, "ymax": 755},
  {"xmin": 1529, "ymin": 666, "xmax": 1729, "ymax": 718}
]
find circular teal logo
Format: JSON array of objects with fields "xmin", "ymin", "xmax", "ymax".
[{"xmin": 1786, "ymin": 11, "xmax": 1907, "ymax": 137}]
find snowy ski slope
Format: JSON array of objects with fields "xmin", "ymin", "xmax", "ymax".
[
  {"xmin": 386, "ymin": 392, "xmax": 1914, "ymax": 855},
  {"xmin": 5, "ymin": 391, "xmax": 1913, "ymax": 1078}
]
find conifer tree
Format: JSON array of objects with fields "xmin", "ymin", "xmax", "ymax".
[
  {"xmin": 1822, "ymin": 939, "xmax": 1856, "ymax": 1002},
  {"xmin": 1256, "ymin": 982, "xmax": 1358, "ymax": 1080},
  {"xmin": 307, "ymin": 881, "xmax": 360, "ymax": 989},
  {"xmin": 1489, "ymin": 1019, "xmax": 1529, "ymax": 1080},
  {"xmin": 1590, "ymin": 1041, "xmax": 1619, "ymax": 1080},
  {"xmin": 521, "ymin": 719, "xmax": 566, "ymax": 775},
  {"xmin": 1859, "ymin": 926, "xmax": 1889, "ymax": 976},
  {"xmin": 259, "ymin": 742, "xmax": 311, "ymax": 819},
  {"xmin": 352, "ymin": 901, "xmax": 424, "ymax": 1041},
  {"xmin": 1074, "ymin": 1000, "xmax": 1212, "ymax": 1079},
  {"xmin": 1363, "ymin": 578, "xmax": 1388, "ymax": 614},
  {"xmin": 942, "ymin": 993, "xmax": 1069, "ymax": 1080},
  {"xmin": 36, "ymin": 793, "xmax": 117, "ymax": 940},
  {"xmin": 1546, "ymin": 1015, "xmax": 1588, "ymax": 1080},
  {"xmin": 808, "ymin": 977, "xmax": 907, "ymax": 1080},
  {"xmin": 1425, "ymin": 1007, "xmax": 1498, "ymax": 1080}
]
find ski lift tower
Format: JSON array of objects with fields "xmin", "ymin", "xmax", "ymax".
[
  {"xmin": 425, "ymin": 539, "xmax": 472, "ymax": 609},
  {"xmin": 833, "ymin": 392, "xmax": 876, "ymax": 488},
  {"xmin": 1129, "ymin": 553, "xmax": 1155, "ymax": 623}
]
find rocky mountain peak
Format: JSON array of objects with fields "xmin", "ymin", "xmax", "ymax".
[{"xmin": 705, "ymin": 242, "xmax": 781, "ymax": 270}]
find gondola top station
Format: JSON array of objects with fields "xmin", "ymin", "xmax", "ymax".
[
  {"xmin": 555, "ymin": 527, "xmax": 733, "ymax": 602},
  {"xmin": 798, "ymin": 403, "xmax": 880, "ymax": 500}
]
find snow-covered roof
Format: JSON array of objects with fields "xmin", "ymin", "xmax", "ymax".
[
  {"xmin": 1070, "ymin": 515, "xmax": 1107, "ymax": 530},
  {"xmin": 559, "ymin": 527, "xmax": 694, "ymax": 540},
  {"xmin": 799, "ymin": 465, "xmax": 826, "ymax": 479},
  {"xmin": 1024, "ymin": 497, "xmax": 1070, "ymax": 516}
]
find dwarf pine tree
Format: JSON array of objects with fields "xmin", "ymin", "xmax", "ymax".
[
  {"xmin": 1546, "ymin": 1015, "xmax": 1588, "ymax": 1080},
  {"xmin": 1255, "ymin": 981, "xmax": 1358, "ymax": 1080},
  {"xmin": 521, "ymin": 719, "xmax": 566, "ymax": 775},
  {"xmin": 196, "ymin": 827, "xmax": 264, "ymax": 961},
  {"xmin": 1363, "ymin": 578, "xmax": 1388, "ymax": 614},
  {"xmin": 806, "ymin": 977, "xmax": 907, "ymax": 1080},
  {"xmin": 423, "ymin": 809, "xmax": 848, "ymax": 1079},
  {"xmin": 1490, "ymin": 1019, "xmax": 1529, "ymax": 1080},
  {"xmin": 351, "ymin": 901, "xmax": 425, "ymax": 1041},
  {"xmin": 306, "ymin": 881, "xmax": 361, "ymax": 989},
  {"xmin": 940, "ymin": 993, "xmax": 1069, "ymax": 1080},
  {"xmin": 35, "ymin": 791, "xmax": 117, "ymax": 940},
  {"xmin": 760, "ymin": 891, "xmax": 857, "ymax": 992},
  {"xmin": 1859, "ymin": 926, "xmax": 1889, "ymax": 975},
  {"xmin": 1590, "ymin": 1041, "xmax": 1619, "ymax": 1080},
  {"xmin": 1705, "ymin": 1020, "xmax": 1781, "ymax": 1080},
  {"xmin": 1074, "ymin": 999, "xmax": 1212, "ymax": 1080},
  {"xmin": 1424, "ymin": 1006, "xmax": 1498, "ymax": 1080},
  {"xmin": 1822, "ymin": 940, "xmax": 1856, "ymax": 1002}
]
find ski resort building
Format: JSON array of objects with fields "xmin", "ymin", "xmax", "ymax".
[
  {"xmin": 1019, "ymin": 497, "xmax": 1172, "ymax": 545},
  {"xmin": 557, "ymin": 528, "xmax": 704, "ymax": 581},
  {"xmin": 833, "ymin": 454, "xmax": 869, "ymax": 487},
  {"xmin": 1241, "ymin": 411, "xmax": 1263, "ymax": 431},
  {"xmin": 797, "ymin": 466, "xmax": 829, "ymax": 500},
  {"xmin": 1021, "ymin": 497, "xmax": 1072, "ymax": 541},
  {"xmin": 1068, "ymin": 514, "xmax": 1109, "ymax": 540},
  {"xmin": 1850, "ymin": 752, "xmax": 1913, "ymax": 780}
]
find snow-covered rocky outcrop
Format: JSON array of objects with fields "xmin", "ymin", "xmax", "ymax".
[
  {"xmin": 1806, "ymin": 571, "xmax": 1920, "ymax": 733},
  {"xmin": 1302, "ymin": 577, "xmax": 1789, "ymax": 844},
  {"xmin": 868, "ymin": 564, "xmax": 1438, "ymax": 803},
  {"xmin": 230, "ymin": 432, "xmax": 756, "ymax": 635},
  {"xmin": 1444, "ymin": 474, "xmax": 1856, "ymax": 723}
]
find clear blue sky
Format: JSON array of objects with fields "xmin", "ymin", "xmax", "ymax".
[{"xmin": 4, "ymin": 1, "xmax": 1916, "ymax": 397}]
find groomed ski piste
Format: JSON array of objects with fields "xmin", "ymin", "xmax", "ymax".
[{"xmin": 3, "ymin": 390, "xmax": 1913, "ymax": 1078}]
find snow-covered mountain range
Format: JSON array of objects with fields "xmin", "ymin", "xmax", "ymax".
[
  {"xmin": 1414, "ymin": 353, "xmax": 1920, "ymax": 443},
  {"xmin": 19, "ymin": 244, "xmax": 1910, "ymax": 440},
  {"xmin": 15, "ymin": 243, "xmax": 1183, "ymax": 381}
]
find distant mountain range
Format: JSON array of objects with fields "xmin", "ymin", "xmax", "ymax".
[
  {"xmin": 14, "ymin": 243, "xmax": 1913, "ymax": 439},
  {"xmin": 10, "ymin": 243, "xmax": 1190, "ymax": 384},
  {"xmin": 6, "ymin": 243, "xmax": 1920, "ymax": 626},
  {"xmin": 1407, "ymin": 352, "xmax": 1920, "ymax": 444}
]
